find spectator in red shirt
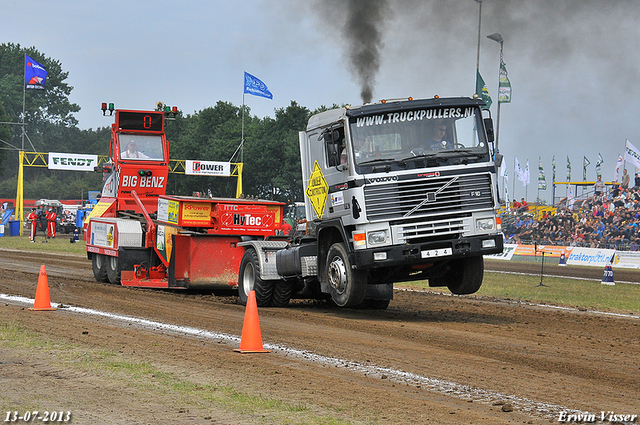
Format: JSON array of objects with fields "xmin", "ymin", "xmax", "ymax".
[{"xmin": 518, "ymin": 198, "xmax": 529, "ymax": 213}]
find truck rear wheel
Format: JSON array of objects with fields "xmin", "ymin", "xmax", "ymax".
[
  {"xmin": 326, "ymin": 243, "xmax": 367, "ymax": 308},
  {"xmin": 91, "ymin": 254, "xmax": 109, "ymax": 283},
  {"xmin": 238, "ymin": 248, "xmax": 274, "ymax": 307},
  {"xmin": 271, "ymin": 280, "xmax": 293, "ymax": 307},
  {"xmin": 439, "ymin": 256, "xmax": 484, "ymax": 295},
  {"xmin": 106, "ymin": 255, "xmax": 122, "ymax": 285}
]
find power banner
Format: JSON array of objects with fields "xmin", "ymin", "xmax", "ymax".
[
  {"xmin": 185, "ymin": 160, "xmax": 230, "ymax": 176},
  {"xmin": 48, "ymin": 153, "xmax": 98, "ymax": 171}
]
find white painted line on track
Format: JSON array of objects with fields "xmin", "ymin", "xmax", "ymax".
[{"xmin": 1, "ymin": 292, "xmax": 595, "ymax": 421}]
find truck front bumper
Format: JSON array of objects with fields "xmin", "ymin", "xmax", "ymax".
[{"xmin": 352, "ymin": 233, "xmax": 504, "ymax": 270}]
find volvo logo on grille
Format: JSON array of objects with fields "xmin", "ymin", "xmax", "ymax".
[
  {"xmin": 366, "ymin": 175, "xmax": 399, "ymax": 184},
  {"xmin": 426, "ymin": 192, "xmax": 437, "ymax": 202}
]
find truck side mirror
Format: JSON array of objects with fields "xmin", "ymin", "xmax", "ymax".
[
  {"xmin": 494, "ymin": 151, "xmax": 503, "ymax": 167},
  {"xmin": 483, "ymin": 118, "xmax": 495, "ymax": 143}
]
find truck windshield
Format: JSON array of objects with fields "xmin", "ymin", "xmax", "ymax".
[
  {"xmin": 348, "ymin": 106, "xmax": 488, "ymax": 165},
  {"xmin": 118, "ymin": 134, "xmax": 164, "ymax": 161}
]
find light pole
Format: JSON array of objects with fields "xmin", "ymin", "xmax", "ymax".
[
  {"xmin": 487, "ymin": 32, "xmax": 503, "ymax": 152},
  {"xmin": 475, "ymin": 0, "xmax": 482, "ymax": 75}
]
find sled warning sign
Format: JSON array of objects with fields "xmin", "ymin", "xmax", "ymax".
[{"xmin": 305, "ymin": 160, "xmax": 328, "ymax": 219}]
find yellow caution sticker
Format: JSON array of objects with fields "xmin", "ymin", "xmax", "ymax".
[{"xmin": 305, "ymin": 160, "xmax": 328, "ymax": 219}]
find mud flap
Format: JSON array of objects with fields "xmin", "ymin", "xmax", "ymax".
[{"xmin": 365, "ymin": 282, "xmax": 393, "ymax": 300}]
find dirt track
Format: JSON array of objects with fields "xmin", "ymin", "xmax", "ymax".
[{"xmin": 1, "ymin": 248, "xmax": 639, "ymax": 424}]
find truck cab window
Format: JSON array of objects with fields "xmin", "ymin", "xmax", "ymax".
[{"xmin": 324, "ymin": 127, "xmax": 345, "ymax": 167}]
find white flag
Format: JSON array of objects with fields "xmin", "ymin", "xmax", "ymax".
[
  {"xmin": 504, "ymin": 183, "xmax": 509, "ymax": 209},
  {"xmin": 523, "ymin": 160, "xmax": 530, "ymax": 187},
  {"xmin": 568, "ymin": 186, "xmax": 575, "ymax": 209},
  {"xmin": 624, "ymin": 139, "xmax": 640, "ymax": 170},
  {"xmin": 614, "ymin": 155, "xmax": 624, "ymax": 182},
  {"xmin": 514, "ymin": 157, "xmax": 524, "ymax": 183}
]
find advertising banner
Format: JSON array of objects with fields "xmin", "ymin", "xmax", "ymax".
[
  {"xmin": 486, "ymin": 243, "xmax": 517, "ymax": 261},
  {"xmin": 185, "ymin": 160, "xmax": 230, "ymax": 176},
  {"xmin": 611, "ymin": 251, "xmax": 640, "ymax": 269},
  {"xmin": 513, "ymin": 244, "xmax": 569, "ymax": 258},
  {"xmin": 48, "ymin": 153, "xmax": 98, "ymax": 171},
  {"xmin": 566, "ymin": 247, "xmax": 615, "ymax": 267}
]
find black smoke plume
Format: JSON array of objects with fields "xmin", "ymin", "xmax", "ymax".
[{"xmin": 330, "ymin": 0, "xmax": 390, "ymax": 104}]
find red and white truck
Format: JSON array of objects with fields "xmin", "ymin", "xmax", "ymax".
[{"xmin": 87, "ymin": 96, "xmax": 503, "ymax": 310}]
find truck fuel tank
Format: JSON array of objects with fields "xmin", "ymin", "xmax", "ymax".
[{"xmin": 276, "ymin": 242, "xmax": 318, "ymax": 278}]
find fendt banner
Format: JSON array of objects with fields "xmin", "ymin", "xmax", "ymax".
[{"xmin": 48, "ymin": 153, "xmax": 98, "ymax": 171}]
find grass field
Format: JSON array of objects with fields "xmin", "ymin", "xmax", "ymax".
[
  {"xmin": 0, "ymin": 233, "xmax": 86, "ymax": 256},
  {"xmin": 2, "ymin": 233, "xmax": 639, "ymax": 315},
  {"xmin": 397, "ymin": 272, "xmax": 640, "ymax": 315}
]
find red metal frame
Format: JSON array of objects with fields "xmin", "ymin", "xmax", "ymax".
[{"xmin": 87, "ymin": 108, "xmax": 286, "ymax": 291}]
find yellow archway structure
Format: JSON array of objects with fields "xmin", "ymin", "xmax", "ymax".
[{"xmin": 14, "ymin": 151, "xmax": 243, "ymax": 235}]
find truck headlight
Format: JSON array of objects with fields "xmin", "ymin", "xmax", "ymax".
[
  {"xmin": 476, "ymin": 218, "xmax": 495, "ymax": 232},
  {"xmin": 368, "ymin": 230, "xmax": 388, "ymax": 245}
]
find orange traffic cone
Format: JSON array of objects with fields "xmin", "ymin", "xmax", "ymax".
[
  {"xmin": 234, "ymin": 290, "xmax": 269, "ymax": 353},
  {"xmin": 29, "ymin": 265, "xmax": 56, "ymax": 311}
]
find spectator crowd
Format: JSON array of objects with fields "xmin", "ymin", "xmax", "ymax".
[{"xmin": 502, "ymin": 171, "xmax": 640, "ymax": 251}]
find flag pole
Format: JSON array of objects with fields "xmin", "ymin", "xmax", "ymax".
[
  {"xmin": 512, "ymin": 157, "xmax": 515, "ymax": 203},
  {"xmin": 16, "ymin": 67, "xmax": 27, "ymax": 233},
  {"xmin": 623, "ymin": 139, "xmax": 628, "ymax": 179},
  {"xmin": 475, "ymin": 0, "xmax": 482, "ymax": 77},
  {"xmin": 537, "ymin": 157, "xmax": 540, "ymax": 204},
  {"xmin": 525, "ymin": 160, "xmax": 528, "ymax": 202},
  {"xmin": 241, "ymin": 91, "xmax": 245, "ymax": 164}
]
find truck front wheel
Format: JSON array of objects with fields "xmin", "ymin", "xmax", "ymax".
[
  {"xmin": 440, "ymin": 256, "xmax": 484, "ymax": 295},
  {"xmin": 238, "ymin": 248, "xmax": 274, "ymax": 307},
  {"xmin": 326, "ymin": 243, "xmax": 367, "ymax": 308},
  {"xmin": 91, "ymin": 254, "xmax": 109, "ymax": 283}
]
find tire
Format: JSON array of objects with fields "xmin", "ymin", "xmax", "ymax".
[
  {"xmin": 356, "ymin": 299, "xmax": 390, "ymax": 310},
  {"xmin": 106, "ymin": 255, "xmax": 122, "ymax": 285},
  {"xmin": 444, "ymin": 256, "xmax": 484, "ymax": 295},
  {"xmin": 238, "ymin": 248, "xmax": 274, "ymax": 307},
  {"xmin": 91, "ymin": 254, "xmax": 109, "ymax": 283},
  {"xmin": 326, "ymin": 242, "xmax": 367, "ymax": 308},
  {"xmin": 367, "ymin": 299, "xmax": 390, "ymax": 310},
  {"xmin": 271, "ymin": 280, "xmax": 293, "ymax": 307}
]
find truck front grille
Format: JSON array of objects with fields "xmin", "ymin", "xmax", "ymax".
[
  {"xmin": 392, "ymin": 215, "xmax": 471, "ymax": 244},
  {"xmin": 364, "ymin": 171, "xmax": 494, "ymax": 237}
]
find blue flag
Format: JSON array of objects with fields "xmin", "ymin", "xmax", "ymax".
[
  {"xmin": 24, "ymin": 54, "xmax": 48, "ymax": 90},
  {"xmin": 244, "ymin": 72, "xmax": 273, "ymax": 99}
]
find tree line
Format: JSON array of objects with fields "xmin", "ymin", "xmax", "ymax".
[{"xmin": 0, "ymin": 43, "xmax": 330, "ymax": 203}]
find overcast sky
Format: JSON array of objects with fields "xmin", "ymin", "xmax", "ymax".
[{"xmin": 2, "ymin": 0, "xmax": 639, "ymax": 203}]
